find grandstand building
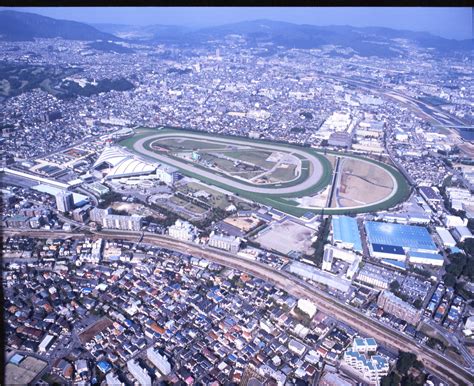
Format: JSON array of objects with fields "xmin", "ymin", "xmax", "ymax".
[
  {"xmin": 93, "ymin": 146, "xmax": 179, "ymax": 185},
  {"xmin": 94, "ymin": 146, "xmax": 157, "ymax": 179}
]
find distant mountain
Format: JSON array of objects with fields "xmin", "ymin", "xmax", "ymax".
[
  {"xmin": 0, "ymin": 10, "xmax": 119, "ymax": 41},
  {"xmin": 92, "ymin": 22, "xmax": 192, "ymax": 42},
  {"xmin": 2, "ymin": 12, "xmax": 471, "ymax": 58},
  {"xmin": 97, "ymin": 19, "xmax": 471, "ymax": 58},
  {"xmin": 189, "ymin": 20, "xmax": 473, "ymax": 57}
]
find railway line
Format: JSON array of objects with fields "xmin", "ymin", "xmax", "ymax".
[{"xmin": 3, "ymin": 228, "xmax": 472, "ymax": 384}]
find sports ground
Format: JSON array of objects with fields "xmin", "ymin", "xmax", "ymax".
[{"xmin": 120, "ymin": 128, "xmax": 410, "ymax": 216}]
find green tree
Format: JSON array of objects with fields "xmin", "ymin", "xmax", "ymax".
[
  {"xmin": 442, "ymin": 272, "xmax": 456, "ymax": 287},
  {"xmin": 462, "ymin": 257, "xmax": 474, "ymax": 281},
  {"xmin": 413, "ymin": 298, "xmax": 423, "ymax": 309},
  {"xmin": 381, "ymin": 372, "xmax": 401, "ymax": 386},
  {"xmin": 390, "ymin": 280, "xmax": 401, "ymax": 292},
  {"xmin": 396, "ymin": 351, "xmax": 417, "ymax": 375}
]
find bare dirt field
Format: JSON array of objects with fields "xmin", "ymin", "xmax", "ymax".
[
  {"xmin": 78, "ymin": 317, "xmax": 114, "ymax": 344},
  {"xmin": 334, "ymin": 158, "xmax": 394, "ymax": 207},
  {"xmin": 223, "ymin": 215, "xmax": 261, "ymax": 232},
  {"xmin": 254, "ymin": 220, "xmax": 315, "ymax": 255}
]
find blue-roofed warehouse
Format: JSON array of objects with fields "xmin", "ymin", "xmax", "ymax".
[
  {"xmin": 408, "ymin": 251, "xmax": 444, "ymax": 266},
  {"xmin": 332, "ymin": 216, "xmax": 363, "ymax": 252},
  {"xmin": 365, "ymin": 221, "xmax": 437, "ymax": 259}
]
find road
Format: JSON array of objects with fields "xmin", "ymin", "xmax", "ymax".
[
  {"xmin": 132, "ymin": 132, "xmax": 325, "ymax": 195},
  {"xmin": 3, "ymin": 228, "xmax": 473, "ymax": 384}
]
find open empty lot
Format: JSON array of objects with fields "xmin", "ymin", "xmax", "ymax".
[
  {"xmin": 254, "ymin": 220, "xmax": 315, "ymax": 255},
  {"xmin": 334, "ymin": 158, "xmax": 395, "ymax": 208},
  {"xmin": 223, "ymin": 215, "xmax": 261, "ymax": 232},
  {"xmin": 78, "ymin": 317, "xmax": 114, "ymax": 344},
  {"xmin": 5, "ymin": 356, "xmax": 47, "ymax": 385}
]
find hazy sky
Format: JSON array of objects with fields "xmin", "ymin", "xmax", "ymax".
[{"xmin": 3, "ymin": 7, "xmax": 473, "ymax": 40}]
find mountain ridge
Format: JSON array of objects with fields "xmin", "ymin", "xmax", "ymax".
[
  {"xmin": 0, "ymin": 10, "xmax": 120, "ymax": 41},
  {"xmin": 1, "ymin": 11, "xmax": 471, "ymax": 58}
]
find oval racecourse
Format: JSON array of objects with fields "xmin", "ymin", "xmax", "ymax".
[{"xmin": 121, "ymin": 128, "xmax": 410, "ymax": 216}]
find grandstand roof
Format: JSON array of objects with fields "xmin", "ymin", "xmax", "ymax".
[
  {"xmin": 93, "ymin": 146, "xmax": 157, "ymax": 179},
  {"xmin": 365, "ymin": 221, "xmax": 437, "ymax": 251},
  {"xmin": 332, "ymin": 216, "xmax": 363, "ymax": 252}
]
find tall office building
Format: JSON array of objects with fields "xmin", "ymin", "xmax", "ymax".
[{"xmin": 55, "ymin": 191, "xmax": 74, "ymax": 212}]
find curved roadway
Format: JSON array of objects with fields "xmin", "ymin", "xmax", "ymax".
[{"xmin": 133, "ymin": 132, "xmax": 324, "ymax": 195}]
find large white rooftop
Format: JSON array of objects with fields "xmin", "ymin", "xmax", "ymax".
[{"xmin": 93, "ymin": 146, "xmax": 157, "ymax": 179}]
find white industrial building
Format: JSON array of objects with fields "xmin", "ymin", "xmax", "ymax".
[
  {"xmin": 289, "ymin": 261, "xmax": 352, "ymax": 292},
  {"xmin": 452, "ymin": 226, "xmax": 473, "ymax": 242},
  {"xmin": 443, "ymin": 215, "xmax": 468, "ymax": 228},
  {"xmin": 435, "ymin": 227, "xmax": 457, "ymax": 248},
  {"xmin": 408, "ymin": 251, "xmax": 444, "ymax": 266}
]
